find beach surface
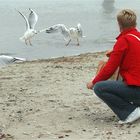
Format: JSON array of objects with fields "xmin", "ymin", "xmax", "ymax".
[{"xmin": 0, "ymin": 51, "xmax": 140, "ymax": 140}]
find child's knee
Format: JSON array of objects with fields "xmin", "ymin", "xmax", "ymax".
[{"xmin": 94, "ymin": 82, "xmax": 104, "ymax": 94}]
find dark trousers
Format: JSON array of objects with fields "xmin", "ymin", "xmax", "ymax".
[{"xmin": 93, "ymin": 80, "xmax": 140, "ymax": 120}]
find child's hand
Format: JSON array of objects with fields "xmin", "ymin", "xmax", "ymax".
[
  {"xmin": 105, "ymin": 50, "xmax": 112, "ymax": 57},
  {"xmin": 87, "ymin": 81, "xmax": 94, "ymax": 89}
]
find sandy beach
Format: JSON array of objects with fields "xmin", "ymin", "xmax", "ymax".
[{"xmin": 0, "ymin": 51, "xmax": 140, "ymax": 140}]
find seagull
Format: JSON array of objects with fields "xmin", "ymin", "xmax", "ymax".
[
  {"xmin": 0, "ymin": 55, "xmax": 26, "ymax": 66},
  {"xmin": 17, "ymin": 8, "xmax": 38, "ymax": 46},
  {"xmin": 45, "ymin": 23, "xmax": 85, "ymax": 46}
]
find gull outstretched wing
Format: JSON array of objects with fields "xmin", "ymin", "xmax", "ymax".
[{"xmin": 28, "ymin": 8, "xmax": 38, "ymax": 29}]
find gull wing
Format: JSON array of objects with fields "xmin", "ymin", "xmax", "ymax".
[
  {"xmin": 28, "ymin": 8, "xmax": 38, "ymax": 29},
  {"xmin": 0, "ymin": 55, "xmax": 26, "ymax": 66},
  {"xmin": 46, "ymin": 24, "xmax": 64, "ymax": 33},
  {"xmin": 60, "ymin": 24, "xmax": 70, "ymax": 40},
  {"xmin": 17, "ymin": 10, "xmax": 30, "ymax": 30},
  {"xmin": 46, "ymin": 24, "xmax": 70, "ymax": 40}
]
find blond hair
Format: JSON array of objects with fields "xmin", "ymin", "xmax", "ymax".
[{"xmin": 117, "ymin": 9, "xmax": 137, "ymax": 29}]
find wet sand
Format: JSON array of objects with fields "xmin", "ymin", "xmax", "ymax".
[{"xmin": 0, "ymin": 51, "xmax": 140, "ymax": 140}]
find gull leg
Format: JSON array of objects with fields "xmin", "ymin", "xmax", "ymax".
[
  {"xmin": 29, "ymin": 39, "xmax": 32, "ymax": 46},
  {"xmin": 25, "ymin": 40, "xmax": 28, "ymax": 46},
  {"xmin": 77, "ymin": 38, "xmax": 80, "ymax": 46},
  {"xmin": 65, "ymin": 39, "xmax": 71, "ymax": 46}
]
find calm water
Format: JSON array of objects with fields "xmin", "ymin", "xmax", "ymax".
[{"xmin": 0, "ymin": 0, "xmax": 140, "ymax": 60}]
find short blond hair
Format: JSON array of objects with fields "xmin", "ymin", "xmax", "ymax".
[{"xmin": 117, "ymin": 9, "xmax": 137, "ymax": 29}]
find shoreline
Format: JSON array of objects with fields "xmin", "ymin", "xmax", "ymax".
[
  {"xmin": 0, "ymin": 51, "xmax": 140, "ymax": 140},
  {"xmin": 24, "ymin": 51, "xmax": 107, "ymax": 62}
]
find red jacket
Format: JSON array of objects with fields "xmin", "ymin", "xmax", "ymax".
[{"xmin": 92, "ymin": 28, "xmax": 140, "ymax": 86}]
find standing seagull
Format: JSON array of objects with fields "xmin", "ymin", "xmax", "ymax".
[
  {"xmin": 46, "ymin": 23, "xmax": 85, "ymax": 46},
  {"xmin": 17, "ymin": 8, "xmax": 38, "ymax": 46},
  {"xmin": 0, "ymin": 55, "xmax": 26, "ymax": 66}
]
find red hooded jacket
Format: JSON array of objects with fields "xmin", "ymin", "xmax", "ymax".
[{"xmin": 92, "ymin": 28, "xmax": 140, "ymax": 86}]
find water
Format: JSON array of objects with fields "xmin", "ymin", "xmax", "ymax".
[{"xmin": 0, "ymin": 0, "xmax": 140, "ymax": 60}]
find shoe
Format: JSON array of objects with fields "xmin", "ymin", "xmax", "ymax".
[{"xmin": 118, "ymin": 107, "xmax": 140, "ymax": 124}]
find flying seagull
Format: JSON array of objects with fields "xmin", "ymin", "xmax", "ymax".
[
  {"xmin": 17, "ymin": 8, "xmax": 38, "ymax": 46},
  {"xmin": 0, "ymin": 55, "xmax": 26, "ymax": 66},
  {"xmin": 45, "ymin": 23, "xmax": 85, "ymax": 46}
]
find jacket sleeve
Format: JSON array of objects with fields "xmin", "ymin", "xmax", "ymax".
[{"xmin": 92, "ymin": 37, "xmax": 128, "ymax": 84}]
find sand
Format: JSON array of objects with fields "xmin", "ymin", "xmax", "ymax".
[{"xmin": 0, "ymin": 51, "xmax": 140, "ymax": 140}]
